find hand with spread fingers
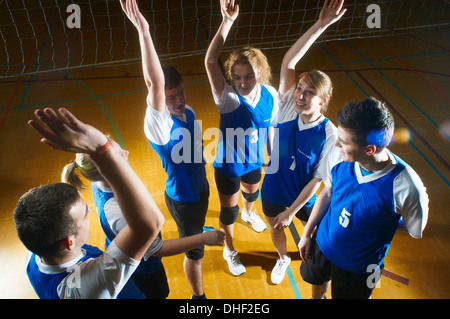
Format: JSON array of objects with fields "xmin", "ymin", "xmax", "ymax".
[{"xmin": 28, "ymin": 107, "xmax": 108, "ymax": 154}]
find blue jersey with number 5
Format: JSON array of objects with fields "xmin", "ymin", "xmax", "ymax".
[{"xmin": 316, "ymin": 155, "xmax": 407, "ymax": 273}]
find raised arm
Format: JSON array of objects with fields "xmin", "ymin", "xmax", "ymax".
[
  {"xmin": 120, "ymin": 0, "xmax": 166, "ymax": 113},
  {"xmin": 28, "ymin": 108, "xmax": 165, "ymax": 261},
  {"xmin": 279, "ymin": 0, "xmax": 346, "ymax": 97},
  {"xmin": 204, "ymin": 0, "xmax": 239, "ymax": 99}
]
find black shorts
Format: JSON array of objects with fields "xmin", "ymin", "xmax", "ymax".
[
  {"xmin": 164, "ymin": 189, "xmax": 209, "ymax": 260},
  {"xmin": 214, "ymin": 167, "xmax": 261, "ymax": 195},
  {"xmin": 261, "ymin": 195, "xmax": 313, "ymax": 222},
  {"xmin": 131, "ymin": 265, "xmax": 170, "ymax": 299},
  {"xmin": 300, "ymin": 236, "xmax": 384, "ymax": 299}
]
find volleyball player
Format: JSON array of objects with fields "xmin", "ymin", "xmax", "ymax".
[
  {"xmin": 61, "ymin": 143, "xmax": 224, "ymax": 299},
  {"xmin": 261, "ymin": 0, "xmax": 346, "ymax": 285},
  {"xmin": 298, "ymin": 97, "xmax": 429, "ymax": 299},
  {"xmin": 120, "ymin": 0, "xmax": 211, "ymax": 298},
  {"xmin": 15, "ymin": 107, "xmax": 165, "ymax": 298},
  {"xmin": 204, "ymin": 0, "xmax": 279, "ymax": 276}
]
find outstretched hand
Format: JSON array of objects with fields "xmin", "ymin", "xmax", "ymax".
[
  {"xmin": 28, "ymin": 108, "xmax": 108, "ymax": 154},
  {"xmin": 120, "ymin": 0, "xmax": 149, "ymax": 33},
  {"xmin": 203, "ymin": 230, "xmax": 225, "ymax": 246},
  {"xmin": 220, "ymin": 0, "xmax": 239, "ymax": 21},
  {"xmin": 319, "ymin": 0, "xmax": 347, "ymax": 27}
]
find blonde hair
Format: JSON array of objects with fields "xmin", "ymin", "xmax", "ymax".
[
  {"xmin": 298, "ymin": 70, "xmax": 333, "ymax": 113},
  {"xmin": 224, "ymin": 46, "xmax": 272, "ymax": 85},
  {"xmin": 61, "ymin": 153, "xmax": 103, "ymax": 191}
]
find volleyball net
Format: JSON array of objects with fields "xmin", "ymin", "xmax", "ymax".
[{"xmin": 1, "ymin": 0, "xmax": 449, "ymax": 78}]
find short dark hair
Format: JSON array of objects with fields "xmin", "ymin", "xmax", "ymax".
[
  {"xmin": 336, "ymin": 97, "xmax": 394, "ymax": 151},
  {"xmin": 14, "ymin": 183, "xmax": 80, "ymax": 257},
  {"xmin": 162, "ymin": 65, "xmax": 182, "ymax": 90}
]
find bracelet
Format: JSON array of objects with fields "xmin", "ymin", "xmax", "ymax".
[
  {"xmin": 224, "ymin": 16, "xmax": 235, "ymax": 22},
  {"xmin": 90, "ymin": 140, "xmax": 112, "ymax": 160}
]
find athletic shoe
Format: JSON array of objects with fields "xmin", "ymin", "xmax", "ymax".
[
  {"xmin": 223, "ymin": 250, "xmax": 246, "ymax": 276},
  {"xmin": 271, "ymin": 256, "xmax": 291, "ymax": 285},
  {"xmin": 241, "ymin": 210, "xmax": 267, "ymax": 232}
]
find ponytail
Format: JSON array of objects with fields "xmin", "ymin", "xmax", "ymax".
[
  {"xmin": 61, "ymin": 153, "xmax": 104, "ymax": 191},
  {"xmin": 62, "ymin": 161, "xmax": 85, "ymax": 191}
]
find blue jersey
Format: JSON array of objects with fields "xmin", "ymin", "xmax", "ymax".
[
  {"xmin": 214, "ymin": 84, "xmax": 276, "ymax": 177},
  {"xmin": 148, "ymin": 106, "xmax": 208, "ymax": 203},
  {"xmin": 92, "ymin": 184, "xmax": 115, "ymax": 248},
  {"xmin": 316, "ymin": 153, "xmax": 409, "ymax": 274},
  {"xmin": 262, "ymin": 115, "xmax": 333, "ymax": 207},
  {"xmin": 92, "ymin": 182, "xmax": 163, "ymax": 275},
  {"xmin": 92, "ymin": 182, "xmax": 162, "ymax": 299},
  {"xmin": 26, "ymin": 244, "xmax": 103, "ymax": 299}
]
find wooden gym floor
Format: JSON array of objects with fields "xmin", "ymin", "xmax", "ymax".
[{"xmin": 0, "ymin": 27, "xmax": 449, "ymax": 299}]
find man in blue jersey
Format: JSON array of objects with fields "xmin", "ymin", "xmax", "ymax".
[
  {"xmin": 15, "ymin": 107, "xmax": 165, "ymax": 298},
  {"xmin": 298, "ymin": 97, "xmax": 429, "ymax": 299},
  {"xmin": 121, "ymin": 0, "xmax": 209, "ymax": 298}
]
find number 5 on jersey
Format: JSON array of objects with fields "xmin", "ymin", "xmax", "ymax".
[{"xmin": 339, "ymin": 208, "xmax": 352, "ymax": 228}]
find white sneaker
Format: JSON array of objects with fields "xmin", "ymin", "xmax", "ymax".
[
  {"xmin": 241, "ymin": 210, "xmax": 267, "ymax": 232},
  {"xmin": 223, "ymin": 250, "xmax": 246, "ymax": 276},
  {"xmin": 271, "ymin": 256, "xmax": 291, "ymax": 285}
]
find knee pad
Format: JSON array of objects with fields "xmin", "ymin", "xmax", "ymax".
[
  {"xmin": 242, "ymin": 189, "xmax": 259, "ymax": 203},
  {"xmin": 219, "ymin": 205, "xmax": 240, "ymax": 225}
]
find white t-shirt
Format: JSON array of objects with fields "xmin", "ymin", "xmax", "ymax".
[
  {"xmin": 27, "ymin": 241, "xmax": 140, "ymax": 299},
  {"xmin": 143, "ymin": 94, "xmax": 199, "ymax": 146}
]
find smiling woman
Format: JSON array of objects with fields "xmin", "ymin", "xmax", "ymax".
[
  {"xmin": 293, "ymin": 71, "xmax": 333, "ymax": 123},
  {"xmin": 260, "ymin": 0, "xmax": 345, "ymax": 286},
  {"xmin": 225, "ymin": 46, "xmax": 272, "ymax": 98},
  {"xmin": 204, "ymin": 0, "xmax": 279, "ymax": 276}
]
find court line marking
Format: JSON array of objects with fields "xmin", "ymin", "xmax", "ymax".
[
  {"xmin": 347, "ymin": 39, "xmax": 449, "ymax": 139},
  {"xmin": 59, "ymin": 71, "xmax": 126, "ymax": 149},
  {"xmin": 408, "ymin": 34, "xmax": 450, "ymax": 52},
  {"xmin": 376, "ymin": 41, "xmax": 450, "ymax": 104},
  {"xmin": 340, "ymin": 50, "xmax": 449, "ymax": 65},
  {"xmin": 2, "ymin": 63, "xmax": 449, "ymax": 86},
  {"xmin": 4, "ymin": 63, "xmax": 449, "ymax": 113},
  {"xmin": 382, "ymin": 269, "xmax": 409, "ymax": 286}
]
